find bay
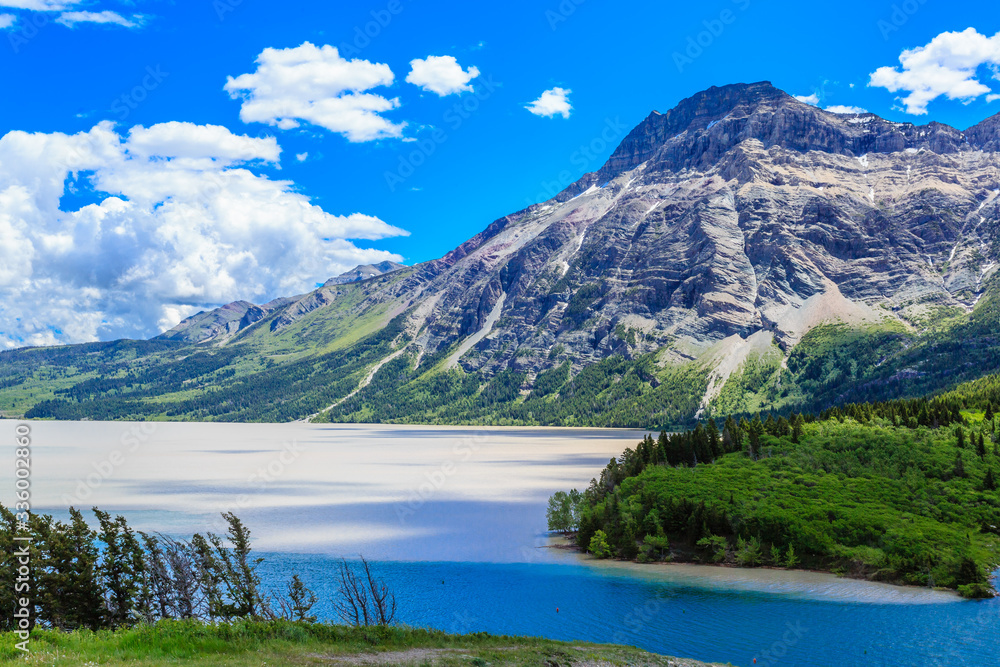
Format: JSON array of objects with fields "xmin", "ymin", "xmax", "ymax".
[{"xmin": 5, "ymin": 420, "xmax": 998, "ymax": 666}]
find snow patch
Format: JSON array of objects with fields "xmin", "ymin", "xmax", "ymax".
[{"xmin": 856, "ymin": 154, "xmax": 869, "ymax": 169}]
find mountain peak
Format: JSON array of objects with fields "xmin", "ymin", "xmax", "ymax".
[
  {"xmin": 582, "ymin": 81, "xmax": 967, "ymax": 189},
  {"xmin": 324, "ymin": 261, "xmax": 407, "ymax": 286}
]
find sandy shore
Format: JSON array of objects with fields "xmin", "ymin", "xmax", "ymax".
[{"xmin": 544, "ymin": 535, "xmax": 963, "ymax": 604}]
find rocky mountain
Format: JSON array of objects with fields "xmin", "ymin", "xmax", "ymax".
[
  {"xmin": 5, "ymin": 81, "xmax": 1000, "ymax": 425},
  {"xmin": 324, "ymin": 261, "xmax": 407, "ymax": 286}
]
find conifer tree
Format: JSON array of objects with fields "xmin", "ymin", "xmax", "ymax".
[
  {"xmin": 210, "ymin": 513, "xmax": 269, "ymax": 621},
  {"xmin": 94, "ymin": 509, "xmax": 144, "ymax": 628},
  {"xmin": 984, "ymin": 467, "xmax": 997, "ymax": 492},
  {"xmin": 64, "ymin": 508, "xmax": 107, "ymax": 630},
  {"xmin": 707, "ymin": 419, "xmax": 722, "ymax": 459},
  {"xmin": 976, "ymin": 432, "xmax": 987, "ymax": 459},
  {"xmin": 791, "ymin": 413, "xmax": 805, "ymax": 443},
  {"xmin": 285, "ymin": 575, "xmax": 318, "ymax": 622},
  {"xmin": 954, "ymin": 452, "xmax": 967, "ymax": 479},
  {"xmin": 956, "ymin": 426, "xmax": 966, "ymax": 449},
  {"xmin": 764, "ymin": 413, "xmax": 777, "ymax": 436}
]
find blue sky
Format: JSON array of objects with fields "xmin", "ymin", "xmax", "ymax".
[{"xmin": 1, "ymin": 0, "xmax": 999, "ymax": 345}]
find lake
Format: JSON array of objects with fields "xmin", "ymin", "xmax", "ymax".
[{"xmin": 7, "ymin": 421, "xmax": 1000, "ymax": 666}]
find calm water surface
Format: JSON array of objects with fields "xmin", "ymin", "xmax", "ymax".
[{"xmin": 7, "ymin": 421, "xmax": 999, "ymax": 666}]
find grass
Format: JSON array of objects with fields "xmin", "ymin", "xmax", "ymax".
[{"xmin": 0, "ymin": 620, "xmax": 721, "ymax": 666}]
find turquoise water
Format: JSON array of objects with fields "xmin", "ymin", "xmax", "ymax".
[
  {"xmin": 16, "ymin": 421, "xmax": 1000, "ymax": 666},
  {"xmin": 262, "ymin": 556, "xmax": 1000, "ymax": 667}
]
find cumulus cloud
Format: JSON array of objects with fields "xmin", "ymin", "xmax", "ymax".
[
  {"xmin": 795, "ymin": 94, "xmax": 867, "ymax": 115},
  {"xmin": 406, "ymin": 55, "xmax": 480, "ymax": 96},
  {"xmin": 0, "ymin": 122, "xmax": 408, "ymax": 348},
  {"xmin": 525, "ymin": 87, "xmax": 572, "ymax": 119},
  {"xmin": 225, "ymin": 42, "xmax": 405, "ymax": 142},
  {"xmin": 869, "ymin": 28, "xmax": 1000, "ymax": 114},
  {"xmin": 0, "ymin": 0, "xmax": 76, "ymax": 9},
  {"xmin": 0, "ymin": 13, "xmax": 15, "ymax": 28},
  {"xmin": 56, "ymin": 10, "xmax": 142, "ymax": 28},
  {"xmin": 826, "ymin": 105, "xmax": 869, "ymax": 114}
]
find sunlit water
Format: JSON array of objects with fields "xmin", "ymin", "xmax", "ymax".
[{"xmin": 6, "ymin": 421, "xmax": 1000, "ymax": 666}]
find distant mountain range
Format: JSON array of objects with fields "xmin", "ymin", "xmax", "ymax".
[{"xmin": 4, "ymin": 81, "xmax": 1000, "ymax": 425}]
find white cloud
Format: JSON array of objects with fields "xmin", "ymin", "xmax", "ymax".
[
  {"xmin": 225, "ymin": 42, "xmax": 405, "ymax": 143},
  {"xmin": 869, "ymin": 28, "xmax": 1000, "ymax": 115},
  {"xmin": 125, "ymin": 122, "xmax": 280, "ymax": 167},
  {"xmin": 0, "ymin": 121, "xmax": 408, "ymax": 347},
  {"xmin": 0, "ymin": 13, "xmax": 15, "ymax": 28},
  {"xmin": 405, "ymin": 55, "xmax": 480, "ymax": 96},
  {"xmin": 826, "ymin": 105, "xmax": 869, "ymax": 114},
  {"xmin": 795, "ymin": 93, "xmax": 820, "ymax": 106},
  {"xmin": 296, "ymin": 152, "xmax": 308, "ymax": 162},
  {"xmin": 988, "ymin": 94, "xmax": 1000, "ymax": 103},
  {"xmin": 0, "ymin": 0, "xmax": 77, "ymax": 9},
  {"xmin": 56, "ymin": 10, "xmax": 142, "ymax": 28},
  {"xmin": 525, "ymin": 87, "xmax": 572, "ymax": 119}
]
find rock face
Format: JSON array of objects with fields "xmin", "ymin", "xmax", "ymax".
[
  {"xmin": 161, "ymin": 82, "xmax": 1000, "ymax": 398},
  {"xmin": 325, "ymin": 261, "xmax": 407, "ymax": 286},
  {"xmin": 158, "ymin": 297, "xmax": 296, "ymax": 343}
]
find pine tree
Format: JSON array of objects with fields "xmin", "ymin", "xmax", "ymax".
[
  {"xmin": 985, "ymin": 401, "xmax": 994, "ymax": 422},
  {"xmin": 954, "ymin": 452, "xmax": 967, "ymax": 479},
  {"xmin": 791, "ymin": 413, "xmax": 804, "ymax": 444},
  {"xmin": 94, "ymin": 509, "xmax": 144, "ymax": 628},
  {"xmin": 747, "ymin": 414, "xmax": 764, "ymax": 460},
  {"xmin": 693, "ymin": 423, "xmax": 711, "ymax": 464},
  {"xmin": 723, "ymin": 416, "xmax": 740, "ymax": 453},
  {"xmin": 956, "ymin": 426, "xmax": 966, "ymax": 449},
  {"xmin": 64, "ymin": 508, "xmax": 108, "ymax": 629},
  {"xmin": 285, "ymin": 575, "xmax": 318, "ymax": 622},
  {"xmin": 764, "ymin": 413, "xmax": 777, "ymax": 436},
  {"xmin": 210, "ymin": 513, "xmax": 268, "ymax": 621},
  {"xmin": 976, "ymin": 432, "xmax": 987, "ymax": 460},
  {"xmin": 984, "ymin": 467, "xmax": 997, "ymax": 492},
  {"xmin": 706, "ymin": 419, "xmax": 722, "ymax": 459}
]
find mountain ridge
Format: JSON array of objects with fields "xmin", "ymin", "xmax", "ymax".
[{"xmin": 4, "ymin": 81, "xmax": 1000, "ymax": 425}]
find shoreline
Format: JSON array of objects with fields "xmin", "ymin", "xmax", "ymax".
[{"xmin": 544, "ymin": 535, "xmax": 966, "ymax": 604}]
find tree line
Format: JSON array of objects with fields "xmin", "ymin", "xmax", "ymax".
[
  {"xmin": 550, "ymin": 391, "xmax": 1000, "ymax": 598},
  {"xmin": 0, "ymin": 508, "xmax": 396, "ymax": 631}
]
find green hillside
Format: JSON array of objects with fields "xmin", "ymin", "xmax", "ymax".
[
  {"xmin": 558, "ymin": 386, "xmax": 1000, "ymax": 597},
  {"xmin": 5, "ymin": 278, "xmax": 1000, "ymax": 429}
]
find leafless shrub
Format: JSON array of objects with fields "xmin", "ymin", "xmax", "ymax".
[{"xmin": 332, "ymin": 556, "xmax": 397, "ymax": 626}]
